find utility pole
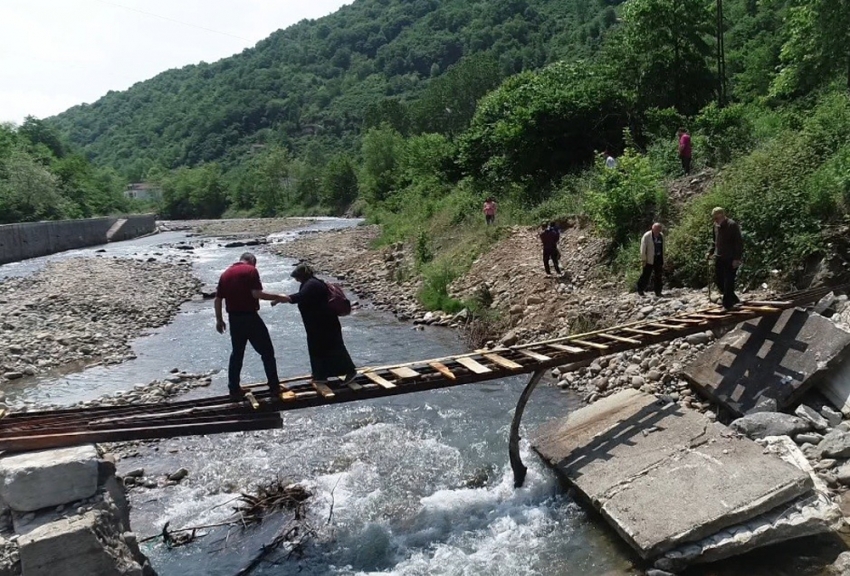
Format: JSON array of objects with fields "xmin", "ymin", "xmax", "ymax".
[{"xmin": 716, "ymin": 0, "xmax": 727, "ymax": 107}]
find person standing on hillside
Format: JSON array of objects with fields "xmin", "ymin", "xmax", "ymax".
[
  {"xmin": 275, "ymin": 264, "xmax": 357, "ymax": 385},
  {"xmin": 637, "ymin": 223, "xmax": 664, "ymax": 297},
  {"xmin": 603, "ymin": 150, "xmax": 617, "ymax": 169},
  {"xmin": 706, "ymin": 207, "xmax": 744, "ymax": 310},
  {"xmin": 678, "ymin": 128, "xmax": 692, "ymax": 175},
  {"xmin": 539, "ymin": 222, "xmax": 561, "ymax": 276},
  {"xmin": 483, "ymin": 197, "xmax": 498, "ymax": 225},
  {"xmin": 214, "ymin": 252, "xmax": 283, "ymax": 401}
]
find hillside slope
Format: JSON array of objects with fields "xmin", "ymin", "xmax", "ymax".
[{"xmin": 49, "ymin": 0, "xmax": 620, "ymax": 179}]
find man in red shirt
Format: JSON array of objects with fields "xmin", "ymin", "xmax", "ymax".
[
  {"xmin": 678, "ymin": 128, "xmax": 692, "ymax": 175},
  {"xmin": 214, "ymin": 252, "xmax": 284, "ymax": 401}
]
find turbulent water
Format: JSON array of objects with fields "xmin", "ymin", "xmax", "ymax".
[{"xmin": 0, "ymin": 220, "xmax": 841, "ymax": 576}]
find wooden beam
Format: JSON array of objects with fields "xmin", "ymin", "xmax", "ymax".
[
  {"xmin": 347, "ymin": 380, "xmax": 363, "ymax": 391},
  {"xmin": 482, "ymin": 353, "xmax": 523, "ymax": 370},
  {"xmin": 429, "ymin": 362, "xmax": 456, "ymax": 380},
  {"xmin": 390, "ymin": 367, "xmax": 421, "ymax": 379},
  {"xmin": 518, "ymin": 349, "xmax": 552, "ymax": 362},
  {"xmin": 312, "ymin": 381, "xmax": 336, "ymax": 399},
  {"xmin": 570, "ymin": 339, "xmax": 608, "ymax": 350},
  {"xmin": 244, "ymin": 392, "xmax": 260, "ymax": 410},
  {"xmin": 599, "ymin": 333, "xmax": 642, "ymax": 345},
  {"xmin": 455, "ymin": 357, "xmax": 492, "ymax": 374},
  {"xmin": 362, "ymin": 371, "xmax": 397, "ymax": 389},
  {"xmin": 549, "ymin": 343, "xmax": 586, "ymax": 354},
  {"xmin": 279, "ymin": 391, "xmax": 297, "ymax": 402},
  {"xmin": 623, "ymin": 327, "xmax": 663, "ymax": 336}
]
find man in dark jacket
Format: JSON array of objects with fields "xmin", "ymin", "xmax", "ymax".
[
  {"xmin": 706, "ymin": 207, "xmax": 744, "ymax": 310},
  {"xmin": 539, "ymin": 223, "xmax": 561, "ymax": 275},
  {"xmin": 214, "ymin": 252, "xmax": 284, "ymax": 401}
]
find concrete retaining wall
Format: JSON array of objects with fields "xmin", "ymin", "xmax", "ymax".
[{"xmin": 0, "ymin": 215, "xmax": 156, "ymax": 265}]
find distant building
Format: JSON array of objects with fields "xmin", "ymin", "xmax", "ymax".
[{"xmin": 124, "ymin": 183, "xmax": 162, "ymax": 202}]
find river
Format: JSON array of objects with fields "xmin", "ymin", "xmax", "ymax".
[{"xmin": 0, "ymin": 219, "xmax": 840, "ymax": 576}]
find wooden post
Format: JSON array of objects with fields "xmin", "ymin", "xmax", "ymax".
[{"xmin": 509, "ymin": 369, "xmax": 545, "ymax": 488}]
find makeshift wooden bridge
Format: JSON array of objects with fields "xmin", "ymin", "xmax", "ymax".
[{"xmin": 0, "ymin": 285, "xmax": 839, "ymax": 480}]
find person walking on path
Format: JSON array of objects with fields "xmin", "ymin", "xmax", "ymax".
[
  {"xmin": 706, "ymin": 207, "xmax": 744, "ymax": 310},
  {"xmin": 483, "ymin": 197, "xmax": 498, "ymax": 225},
  {"xmin": 539, "ymin": 222, "xmax": 562, "ymax": 276},
  {"xmin": 214, "ymin": 252, "xmax": 283, "ymax": 401},
  {"xmin": 678, "ymin": 128, "xmax": 692, "ymax": 175},
  {"xmin": 637, "ymin": 223, "xmax": 664, "ymax": 297},
  {"xmin": 275, "ymin": 264, "xmax": 357, "ymax": 384}
]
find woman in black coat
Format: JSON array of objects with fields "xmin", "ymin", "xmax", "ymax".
[{"xmin": 279, "ymin": 264, "xmax": 356, "ymax": 383}]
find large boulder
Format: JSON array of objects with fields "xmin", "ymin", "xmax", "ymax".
[
  {"xmin": 0, "ymin": 446, "xmax": 99, "ymax": 512},
  {"xmin": 18, "ymin": 510, "xmax": 144, "ymax": 576},
  {"xmin": 730, "ymin": 412, "xmax": 811, "ymax": 440}
]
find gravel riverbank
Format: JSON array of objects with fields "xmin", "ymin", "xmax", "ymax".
[{"xmin": 0, "ymin": 256, "xmax": 200, "ymax": 383}]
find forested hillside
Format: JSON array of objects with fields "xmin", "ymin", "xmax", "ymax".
[
  {"xmin": 50, "ymin": 0, "xmax": 620, "ymax": 181},
  {"xmin": 15, "ymin": 0, "xmax": 850, "ymax": 301}
]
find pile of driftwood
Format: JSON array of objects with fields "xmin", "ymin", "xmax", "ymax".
[{"xmin": 142, "ymin": 478, "xmax": 319, "ymax": 576}]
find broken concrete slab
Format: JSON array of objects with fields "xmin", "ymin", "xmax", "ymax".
[
  {"xmin": 820, "ymin": 352, "xmax": 850, "ymax": 416},
  {"xmin": 796, "ymin": 404, "xmax": 831, "ymax": 432},
  {"xmin": 18, "ymin": 510, "xmax": 144, "ymax": 576},
  {"xmin": 532, "ymin": 389, "xmax": 813, "ymax": 559},
  {"xmin": 0, "ymin": 445, "xmax": 99, "ymax": 512},
  {"xmin": 684, "ymin": 308, "xmax": 850, "ymax": 415},
  {"xmin": 656, "ymin": 436, "xmax": 841, "ymax": 572}
]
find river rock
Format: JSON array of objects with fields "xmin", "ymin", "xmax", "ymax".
[
  {"xmin": 828, "ymin": 551, "xmax": 850, "ymax": 575},
  {"xmin": 0, "ymin": 446, "xmax": 99, "ymax": 512},
  {"xmin": 819, "ymin": 430, "xmax": 850, "ymax": 458},
  {"xmin": 795, "ymin": 404, "xmax": 830, "ymax": 432},
  {"xmin": 821, "ymin": 406, "xmax": 843, "ymax": 428},
  {"xmin": 167, "ymin": 468, "xmax": 189, "ymax": 482},
  {"xmin": 730, "ymin": 412, "xmax": 811, "ymax": 440}
]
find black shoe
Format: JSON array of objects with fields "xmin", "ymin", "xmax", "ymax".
[
  {"xmin": 268, "ymin": 386, "xmax": 281, "ymax": 398},
  {"xmin": 229, "ymin": 388, "xmax": 246, "ymax": 402},
  {"xmin": 342, "ymin": 371, "xmax": 358, "ymax": 385},
  {"xmin": 637, "ymin": 290, "xmax": 645, "ymax": 297}
]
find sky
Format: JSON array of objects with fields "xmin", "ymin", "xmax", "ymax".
[{"xmin": 0, "ymin": 0, "xmax": 351, "ymax": 124}]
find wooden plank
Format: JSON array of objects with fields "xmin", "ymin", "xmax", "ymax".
[
  {"xmin": 347, "ymin": 380, "xmax": 363, "ymax": 391},
  {"xmin": 429, "ymin": 362, "xmax": 457, "ymax": 380},
  {"xmin": 648, "ymin": 322, "xmax": 688, "ymax": 330},
  {"xmin": 671, "ymin": 317, "xmax": 708, "ymax": 324},
  {"xmin": 455, "ymin": 356, "xmax": 492, "ymax": 374},
  {"xmin": 744, "ymin": 300, "xmax": 793, "ymax": 307},
  {"xmin": 624, "ymin": 327, "xmax": 663, "ymax": 336},
  {"xmin": 363, "ymin": 371, "xmax": 397, "ymax": 389},
  {"xmin": 244, "ymin": 392, "xmax": 260, "ymax": 410},
  {"xmin": 600, "ymin": 333, "xmax": 642, "ymax": 345},
  {"xmin": 518, "ymin": 349, "xmax": 552, "ymax": 362},
  {"xmin": 0, "ymin": 409, "xmax": 6, "ymax": 420},
  {"xmin": 390, "ymin": 367, "xmax": 421, "ymax": 379},
  {"xmin": 691, "ymin": 313, "xmax": 732, "ymax": 320},
  {"xmin": 549, "ymin": 343, "xmax": 587, "ymax": 354},
  {"xmin": 279, "ymin": 391, "xmax": 297, "ymax": 402},
  {"xmin": 482, "ymin": 353, "xmax": 523, "ymax": 370},
  {"xmin": 312, "ymin": 381, "xmax": 336, "ymax": 399},
  {"xmin": 740, "ymin": 305, "xmax": 783, "ymax": 313},
  {"xmin": 570, "ymin": 339, "xmax": 609, "ymax": 350}
]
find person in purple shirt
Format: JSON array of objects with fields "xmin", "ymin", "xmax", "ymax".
[{"xmin": 678, "ymin": 128, "xmax": 692, "ymax": 175}]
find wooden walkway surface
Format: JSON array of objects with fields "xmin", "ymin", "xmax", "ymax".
[{"xmin": 0, "ymin": 286, "xmax": 837, "ymax": 452}]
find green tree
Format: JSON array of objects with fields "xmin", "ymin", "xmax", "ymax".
[
  {"xmin": 772, "ymin": 0, "xmax": 850, "ymax": 95},
  {"xmin": 0, "ymin": 151, "xmax": 70, "ymax": 223},
  {"xmin": 321, "ymin": 155, "xmax": 359, "ymax": 211},
  {"xmin": 360, "ymin": 124, "xmax": 405, "ymax": 204},
  {"xmin": 613, "ymin": 0, "xmax": 715, "ymax": 114}
]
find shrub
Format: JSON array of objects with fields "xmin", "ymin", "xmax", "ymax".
[
  {"xmin": 418, "ymin": 261, "xmax": 465, "ymax": 313},
  {"xmin": 583, "ymin": 150, "xmax": 668, "ymax": 247}
]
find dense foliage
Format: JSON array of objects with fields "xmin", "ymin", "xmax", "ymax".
[{"xmin": 0, "ymin": 118, "xmax": 131, "ymax": 224}]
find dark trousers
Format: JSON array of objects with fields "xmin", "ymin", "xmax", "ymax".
[
  {"xmin": 681, "ymin": 156, "xmax": 692, "ymax": 175},
  {"xmin": 715, "ymin": 258, "xmax": 740, "ymax": 309},
  {"xmin": 485, "ymin": 215, "xmax": 495, "ymax": 225},
  {"xmin": 637, "ymin": 258, "xmax": 663, "ymax": 295},
  {"xmin": 228, "ymin": 312, "xmax": 280, "ymax": 394},
  {"xmin": 543, "ymin": 248, "xmax": 561, "ymax": 275}
]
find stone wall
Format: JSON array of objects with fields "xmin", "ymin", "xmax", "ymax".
[
  {"xmin": 0, "ymin": 445, "xmax": 156, "ymax": 576},
  {"xmin": 0, "ymin": 215, "xmax": 156, "ymax": 265}
]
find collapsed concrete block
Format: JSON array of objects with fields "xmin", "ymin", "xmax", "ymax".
[
  {"xmin": 532, "ymin": 390, "xmax": 812, "ymax": 560},
  {"xmin": 684, "ymin": 308, "xmax": 850, "ymax": 415},
  {"xmin": 730, "ymin": 412, "xmax": 811, "ymax": 439},
  {"xmin": 0, "ymin": 445, "xmax": 99, "ymax": 512},
  {"xmin": 18, "ymin": 510, "xmax": 143, "ymax": 576}
]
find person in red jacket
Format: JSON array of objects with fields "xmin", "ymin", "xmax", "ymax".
[
  {"xmin": 214, "ymin": 252, "xmax": 285, "ymax": 401},
  {"xmin": 678, "ymin": 128, "xmax": 692, "ymax": 175}
]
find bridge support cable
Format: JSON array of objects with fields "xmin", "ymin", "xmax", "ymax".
[{"xmin": 510, "ymin": 369, "xmax": 546, "ymax": 488}]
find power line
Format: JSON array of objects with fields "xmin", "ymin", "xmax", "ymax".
[{"xmin": 92, "ymin": 0, "xmax": 251, "ymax": 42}]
